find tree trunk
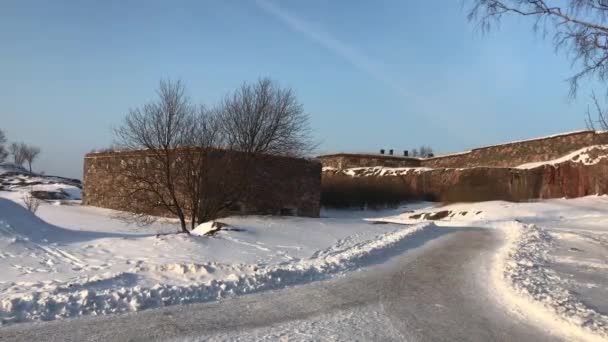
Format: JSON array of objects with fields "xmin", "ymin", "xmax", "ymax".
[
  {"xmin": 190, "ymin": 209, "xmax": 197, "ymax": 231},
  {"xmin": 178, "ymin": 214, "xmax": 190, "ymax": 235},
  {"xmin": 28, "ymin": 161, "xmax": 32, "ymax": 174}
]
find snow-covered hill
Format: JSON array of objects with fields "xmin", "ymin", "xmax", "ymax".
[
  {"xmin": 0, "ymin": 164, "xmax": 81, "ymax": 201},
  {"xmin": 0, "ymin": 163, "xmax": 29, "ymax": 175},
  {"xmin": 1, "ymin": 170, "xmax": 608, "ymax": 342}
]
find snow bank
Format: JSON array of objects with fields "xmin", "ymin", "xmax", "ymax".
[
  {"xmin": 494, "ymin": 222, "xmax": 608, "ymax": 341},
  {"xmin": 0, "ymin": 221, "xmax": 432, "ymax": 324},
  {"xmin": 0, "ymin": 171, "xmax": 82, "ymax": 201}
]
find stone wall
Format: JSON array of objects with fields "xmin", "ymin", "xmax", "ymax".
[
  {"xmin": 422, "ymin": 130, "xmax": 608, "ymax": 168},
  {"xmin": 318, "ymin": 130, "xmax": 608, "ymax": 170},
  {"xmin": 321, "ymin": 158, "xmax": 608, "ymax": 206},
  {"xmin": 83, "ymin": 149, "xmax": 322, "ymax": 218},
  {"xmin": 318, "ymin": 153, "xmax": 421, "ymax": 169}
]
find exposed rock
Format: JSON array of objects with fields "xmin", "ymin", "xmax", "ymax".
[
  {"xmin": 408, "ymin": 210, "xmax": 454, "ymax": 221},
  {"xmin": 31, "ymin": 190, "xmax": 70, "ymax": 200}
]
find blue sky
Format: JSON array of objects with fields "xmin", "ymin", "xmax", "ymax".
[{"xmin": 0, "ymin": 0, "xmax": 599, "ymax": 179}]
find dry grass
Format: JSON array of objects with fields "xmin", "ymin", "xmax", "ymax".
[{"xmin": 22, "ymin": 191, "xmax": 41, "ymax": 214}]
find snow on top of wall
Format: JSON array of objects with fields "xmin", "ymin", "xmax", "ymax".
[
  {"xmin": 340, "ymin": 166, "xmax": 432, "ymax": 177},
  {"xmin": 326, "ymin": 144, "xmax": 608, "ymax": 174},
  {"xmin": 516, "ymin": 145, "xmax": 608, "ymax": 169}
]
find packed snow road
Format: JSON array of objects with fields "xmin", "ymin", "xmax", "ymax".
[{"xmin": 0, "ymin": 228, "xmax": 564, "ymax": 342}]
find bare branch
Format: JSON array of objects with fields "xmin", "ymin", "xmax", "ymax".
[
  {"xmin": 467, "ymin": 0, "xmax": 608, "ymax": 129},
  {"xmin": 113, "ymin": 79, "xmax": 199, "ymax": 233},
  {"xmin": 218, "ymin": 78, "xmax": 316, "ymax": 157},
  {"xmin": 0, "ymin": 129, "xmax": 7, "ymax": 164},
  {"xmin": 468, "ymin": 0, "xmax": 608, "ymax": 96},
  {"xmin": 586, "ymin": 91, "xmax": 608, "ymax": 129}
]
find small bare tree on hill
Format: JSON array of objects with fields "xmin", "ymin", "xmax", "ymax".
[
  {"xmin": 419, "ymin": 145, "xmax": 434, "ymax": 158},
  {"xmin": 0, "ymin": 129, "xmax": 7, "ymax": 163},
  {"xmin": 23, "ymin": 145, "xmax": 40, "ymax": 174},
  {"xmin": 411, "ymin": 146, "xmax": 433, "ymax": 158},
  {"xmin": 9, "ymin": 142, "xmax": 26, "ymax": 166}
]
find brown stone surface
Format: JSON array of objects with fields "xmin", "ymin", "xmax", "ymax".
[
  {"xmin": 83, "ymin": 150, "xmax": 321, "ymax": 218},
  {"xmin": 321, "ymin": 159, "xmax": 608, "ymax": 206},
  {"xmin": 318, "ymin": 130, "xmax": 608, "ymax": 169},
  {"xmin": 319, "ymin": 130, "xmax": 608, "ymax": 206},
  {"xmin": 318, "ymin": 153, "xmax": 421, "ymax": 169}
]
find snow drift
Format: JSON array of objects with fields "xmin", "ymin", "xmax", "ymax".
[{"xmin": 0, "ymin": 198, "xmax": 433, "ymax": 324}]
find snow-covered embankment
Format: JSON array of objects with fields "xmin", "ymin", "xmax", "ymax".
[{"xmin": 494, "ymin": 221, "xmax": 608, "ymax": 342}]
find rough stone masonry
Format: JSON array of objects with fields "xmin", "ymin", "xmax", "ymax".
[
  {"xmin": 319, "ymin": 130, "xmax": 608, "ymax": 205},
  {"xmin": 83, "ymin": 149, "xmax": 322, "ymax": 218}
]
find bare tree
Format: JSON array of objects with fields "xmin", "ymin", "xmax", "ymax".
[
  {"xmin": 112, "ymin": 80, "xmax": 239, "ymax": 233},
  {"xmin": 411, "ymin": 148, "xmax": 419, "ymax": 157},
  {"xmin": 22, "ymin": 145, "xmax": 40, "ymax": 174},
  {"xmin": 112, "ymin": 78, "xmax": 316, "ymax": 233},
  {"xmin": 177, "ymin": 109, "xmax": 248, "ymax": 229},
  {"xmin": 419, "ymin": 146, "xmax": 428, "ymax": 158},
  {"xmin": 9, "ymin": 142, "xmax": 27, "ymax": 166},
  {"xmin": 219, "ymin": 78, "xmax": 315, "ymax": 157},
  {"xmin": 468, "ymin": 0, "xmax": 608, "ymax": 129},
  {"xmin": 418, "ymin": 145, "xmax": 434, "ymax": 158},
  {"xmin": 114, "ymin": 79, "xmax": 202, "ymax": 234},
  {"xmin": 0, "ymin": 129, "xmax": 7, "ymax": 163}
]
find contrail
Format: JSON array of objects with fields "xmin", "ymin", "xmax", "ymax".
[
  {"xmin": 254, "ymin": 0, "xmax": 480, "ymax": 147},
  {"xmin": 254, "ymin": 0, "xmax": 417, "ymax": 101}
]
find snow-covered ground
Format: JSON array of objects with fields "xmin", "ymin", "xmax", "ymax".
[
  {"xmin": 1, "ymin": 170, "xmax": 608, "ymax": 341},
  {"xmin": 374, "ymin": 197, "xmax": 608, "ymax": 341},
  {"xmin": 0, "ymin": 164, "xmax": 82, "ymax": 201},
  {"xmin": 0, "ymin": 174, "xmax": 435, "ymax": 324}
]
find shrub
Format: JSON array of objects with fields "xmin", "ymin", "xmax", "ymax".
[{"xmin": 22, "ymin": 190, "xmax": 41, "ymax": 214}]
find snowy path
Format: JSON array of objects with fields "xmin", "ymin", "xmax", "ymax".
[{"xmin": 0, "ymin": 228, "xmax": 564, "ymax": 342}]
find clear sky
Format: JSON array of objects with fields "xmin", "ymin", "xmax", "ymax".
[{"xmin": 0, "ymin": 0, "xmax": 599, "ymax": 179}]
